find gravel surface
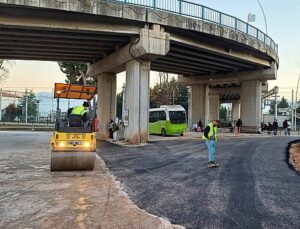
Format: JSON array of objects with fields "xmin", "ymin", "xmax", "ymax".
[{"xmin": 98, "ymin": 137, "xmax": 300, "ymax": 229}]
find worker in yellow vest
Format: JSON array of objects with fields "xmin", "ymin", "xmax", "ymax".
[
  {"xmin": 202, "ymin": 120, "xmax": 220, "ymax": 168},
  {"xmin": 69, "ymin": 101, "xmax": 89, "ymax": 125}
]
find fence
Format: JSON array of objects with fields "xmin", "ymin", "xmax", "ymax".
[{"xmin": 0, "ymin": 114, "xmax": 55, "ymax": 126}]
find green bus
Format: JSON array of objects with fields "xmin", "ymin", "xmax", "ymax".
[{"xmin": 149, "ymin": 105, "xmax": 187, "ymax": 136}]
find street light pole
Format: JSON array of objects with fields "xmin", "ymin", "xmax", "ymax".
[
  {"xmin": 257, "ymin": 0, "xmax": 268, "ymax": 34},
  {"xmin": 37, "ymin": 100, "xmax": 39, "ymax": 123},
  {"xmin": 25, "ymin": 95, "xmax": 28, "ymax": 124},
  {"xmin": 274, "ymin": 89, "xmax": 278, "ymax": 120}
]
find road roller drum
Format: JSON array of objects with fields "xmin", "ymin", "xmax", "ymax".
[{"xmin": 51, "ymin": 151, "xmax": 96, "ymax": 171}]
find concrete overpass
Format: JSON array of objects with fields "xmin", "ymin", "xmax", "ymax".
[{"xmin": 0, "ymin": 0, "xmax": 279, "ymax": 142}]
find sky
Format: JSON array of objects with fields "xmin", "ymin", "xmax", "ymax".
[{"xmin": 1, "ymin": 0, "xmax": 300, "ymax": 99}]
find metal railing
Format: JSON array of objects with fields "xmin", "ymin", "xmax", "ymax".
[{"xmin": 113, "ymin": 0, "xmax": 278, "ymax": 53}]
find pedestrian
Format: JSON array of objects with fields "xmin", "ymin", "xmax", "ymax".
[
  {"xmin": 108, "ymin": 119, "xmax": 115, "ymax": 139},
  {"xmin": 283, "ymin": 119, "xmax": 288, "ymax": 136},
  {"xmin": 198, "ymin": 119, "xmax": 203, "ymax": 132},
  {"xmin": 287, "ymin": 119, "xmax": 292, "ymax": 136},
  {"xmin": 267, "ymin": 122, "xmax": 273, "ymax": 134},
  {"xmin": 202, "ymin": 120, "xmax": 220, "ymax": 168},
  {"xmin": 192, "ymin": 123, "xmax": 198, "ymax": 132},
  {"xmin": 236, "ymin": 118, "xmax": 242, "ymax": 135},
  {"xmin": 273, "ymin": 119, "xmax": 278, "ymax": 135}
]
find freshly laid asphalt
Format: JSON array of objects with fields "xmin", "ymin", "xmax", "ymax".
[{"xmin": 97, "ymin": 137, "xmax": 300, "ymax": 229}]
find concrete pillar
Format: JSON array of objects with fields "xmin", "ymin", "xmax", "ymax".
[
  {"xmin": 97, "ymin": 73, "xmax": 116, "ymax": 140},
  {"xmin": 188, "ymin": 84, "xmax": 209, "ymax": 128},
  {"xmin": 240, "ymin": 80, "xmax": 262, "ymax": 132},
  {"xmin": 208, "ymin": 94, "xmax": 220, "ymax": 121},
  {"xmin": 124, "ymin": 60, "xmax": 150, "ymax": 144},
  {"xmin": 232, "ymin": 100, "xmax": 240, "ymax": 121}
]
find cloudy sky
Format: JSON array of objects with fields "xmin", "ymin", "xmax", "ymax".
[{"xmin": 2, "ymin": 0, "xmax": 300, "ymax": 99}]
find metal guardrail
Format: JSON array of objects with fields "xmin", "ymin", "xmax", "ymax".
[{"xmin": 114, "ymin": 0, "xmax": 278, "ymax": 54}]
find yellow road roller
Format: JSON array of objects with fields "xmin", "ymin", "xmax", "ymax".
[{"xmin": 50, "ymin": 83, "xmax": 98, "ymax": 171}]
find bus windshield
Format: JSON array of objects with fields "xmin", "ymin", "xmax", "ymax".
[{"xmin": 169, "ymin": 111, "xmax": 186, "ymax": 124}]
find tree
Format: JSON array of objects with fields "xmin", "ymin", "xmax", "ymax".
[
  {"xmin": 269, "ymin": 97, "xmax": 289, "ymax": 114},
  {"xmin": 4, "ymin": 103, "xmax": 18, "ymax": 121},
  {"xmin": 116, "ymin": 91, "xmax": 123, "ymax": 119},
  {"xmin": 18, "ymin": 90, "xmax": 39, "ymax": 121},
  {"xmin": 150, "ymin": 77, "xmax": 188, "ymax": 111},
  {"xmin": 58, "ymin": 62, "xmax": 96, "ymax": 85},
  {"xmin": 220, "ymin": 106, "xmax": 228, "ymax": 121}
]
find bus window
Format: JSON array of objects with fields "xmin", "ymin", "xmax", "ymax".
[
  {"xmin": 149, "ymin": 112, "xmax": 154, "ymax": 123},
  {"xmin": 149, "ymin": 111, "xmax": 160, "ymax": 123},
  {"xmin": 159, "ymin": 111, "xmax": 166, "ymax": 120},
  {"xmin": 169, "ymin": 111, "xmax": 186, "ymax": 124}
]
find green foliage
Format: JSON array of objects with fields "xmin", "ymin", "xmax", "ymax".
[
  {"xmin": 58, "ymin": 62, "xmax": 96, "ymax": 85},
  {"xmin": 18, "ymin": 90, "xmax": 39, "ymax": 119},
  {"xmin": 269, "ymin": 97, "xmax": 289, "ymax": 114},
  {"xmin": 4, "ymin": 103, "xmax": 18, "ymax": 121},
  {"xmin": 150, "ymin": 77, "xmax": 188, "ymax": 111},
  {"xmin": 116, "ymin": 91, "xmax": 123, "ymax": 119},
  {"xmin": 219, "ymin": 106, "xmax": 228, "ymax": 121}
]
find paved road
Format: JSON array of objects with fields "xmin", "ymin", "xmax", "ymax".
[{"xmin": 98, "ymin": 137, "xmax": 300, "ymax": 229}]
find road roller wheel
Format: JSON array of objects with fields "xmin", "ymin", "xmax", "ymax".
[{"xmin": 51, "ymin": 151, "xmax": 96, "ymax": 171}]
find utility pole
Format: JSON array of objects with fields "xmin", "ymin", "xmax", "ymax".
[
  {"xmin": 14, "ymin": 91, "xmax": 17, "ymax": 105},
  {"xmin": 295, "ymin": 75, "xmax": 300, "ymax": 130},
  {"xmin": 292, "ymin": 89, "xmax": 294, "ymax": 129},
  {"xmin": 274, "ymin": 88, "xmax": 278, "ymax": 120},
  {"xmin": 51, "ymin": 88, "xmax": 54, "ymax": 122},
  {"xmin": 37, "ymin": 100, "xmax": 39, "ymax": 123},
  {"xmin": 25, "ymin": 93, "xmax": 28, "ymax": 124},
  {"xmin": 172, "ymin": 90, "xmax": 175, "ymax": 105}
]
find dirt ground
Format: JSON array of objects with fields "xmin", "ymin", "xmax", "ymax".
[{"xmin": 289, "ymin": 142, "xmax": 300, "ymax": 174}]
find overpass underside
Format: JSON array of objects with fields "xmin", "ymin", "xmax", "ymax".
[{"xmin": 0, "ymin": 1, "xmax": 278, "ymax": 142}]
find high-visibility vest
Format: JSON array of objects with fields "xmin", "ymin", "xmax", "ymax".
[
  {"xmin": 201, "ymin": 122, "xmax": 218, "ymax": 142},
  {"xmin": 71, "ymin": 105, "xmax": 86, "ymax": 116}
]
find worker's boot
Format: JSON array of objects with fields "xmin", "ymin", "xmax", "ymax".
[{"xmin": 208, "ymin": 161, "xmax": 220, "ymax": 168}]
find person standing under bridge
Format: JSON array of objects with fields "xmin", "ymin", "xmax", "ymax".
[{"xmin": 202, "ymin": 120, "xmax": 220, "ymax": 168}]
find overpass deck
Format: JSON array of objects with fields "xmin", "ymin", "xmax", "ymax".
[{"xmin": 0, "ymin": 0, "xmax": 278, "ymax": 77}]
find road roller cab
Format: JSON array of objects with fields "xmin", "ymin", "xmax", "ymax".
[{"xmin": 50, "ymin": 83, "xmax": 98, "ymax": 171}]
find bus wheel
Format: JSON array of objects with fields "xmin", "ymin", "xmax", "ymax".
[
  {"xmin": 180, "ymin": 133, "xmax": 184, "ymax": 136},
  {"xmin": 161, "ymin": 128, "xmax": 167, "ymax": 137}
]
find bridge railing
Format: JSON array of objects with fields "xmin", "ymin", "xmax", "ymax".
[{"xmin": 114, "ymin": 0, "xmax": 278, "ymax": 53}]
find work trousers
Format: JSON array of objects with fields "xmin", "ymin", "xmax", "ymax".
[{"xmin": 205, "ymin": 140, "xmax": 216, "ymax": 162}]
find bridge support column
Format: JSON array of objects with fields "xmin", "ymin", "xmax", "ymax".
[
  {"xmin": 88, "ymin": 25, "xmax": 170, "ymax": 143},
  {"xmin": 97, "ymin": 73, "xmax": 116, "ymax": 140},
  {"xmin": 240, "ymin": 80, "xmax": 261, "ymax": 132},
  {"xmin": 124, "ymin": 60, "xmax": 150, "ymax": 144},
  {"xmin": 232, "ymin": 100, "xmax": 240, "ymax": 121},
  {"xmin": 189, "ymin": 84, "xmax": 209, "ymax": 128},
  {"xmin": 208, "ymin": 94, "xmax": 220, "ymax": 121}
]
